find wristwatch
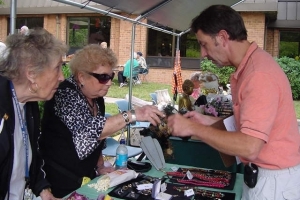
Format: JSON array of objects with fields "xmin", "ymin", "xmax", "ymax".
[{"xmin": 122, "ymin": 111, "xmax": 130, "ymax": 125}]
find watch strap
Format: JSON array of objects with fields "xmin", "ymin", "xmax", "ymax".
[{"xmin": 122, "ymin": 111, "xmax": 130, "ymax": 125}]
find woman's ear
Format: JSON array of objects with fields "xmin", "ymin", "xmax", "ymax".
[
  {"xmin": 26, "ymin": 68, "xmax": 37, "ymax": 83},
  {"xmin": 77, "ymin": 71, "xmax": 85, "ymax": 85}
]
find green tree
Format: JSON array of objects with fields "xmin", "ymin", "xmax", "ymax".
[{"xmin": 200, "ymin": 58, "xmax": 235, "ymax": 85}]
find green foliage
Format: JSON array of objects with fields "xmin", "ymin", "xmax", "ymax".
[
  {"xmin": 0, "ymin": 0, "xmax": 4, "ymax": 5},
  {"xmin": 106, "ymin": 79, "xmax": 172, "ymax": 101},
  {"xmin": 62, "ymin": 63, "xmax": 72, "ymax": 78},
  {"xmin": 186, "ymin": 49, "xmax": 200, "ymax": 58},
  {"xmin": 276, "ymin": 57, "xmax": 300, "ymax": 100},
  {"xmin": 294, "ymin": 101, "xmax": 300, "ymax": 119},
  {"xmin": 279, "ymin": 41, "xmax": 299, "ymax": 58},
  {"xmin": 200, "ymin": 58, "xmax": 235, "ymax": 85},
  {"xmin": 68, "ymin": 29, "xmax": 88, "ymax": 47}
]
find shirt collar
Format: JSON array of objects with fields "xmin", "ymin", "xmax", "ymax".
[{"xmin": 232, "ymin": 42, "xmax": 258, "ymax": 80}]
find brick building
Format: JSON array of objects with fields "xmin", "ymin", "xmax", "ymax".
[{"xmin": 0, "ymin": 0, "xmax": 299, "ymax": 84}]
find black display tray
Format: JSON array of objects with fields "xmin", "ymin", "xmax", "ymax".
[{"xmin": 108, "ymin": 173, "xmax": 236, "ymax": 200}]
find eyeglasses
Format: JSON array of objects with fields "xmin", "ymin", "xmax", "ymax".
[{"xmin": 85, "ymin": 71, "xmax": 115, "ymax": 84}]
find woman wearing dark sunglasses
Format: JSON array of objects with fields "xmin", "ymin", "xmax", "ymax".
[{"xmin": 39, "ymin": 44, "xmax": 164, "ymax": 198}]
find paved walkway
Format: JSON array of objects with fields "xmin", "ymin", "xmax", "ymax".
[{"xmin": 104, "ymin": 97, "xmax": 123, "ymax": 103}]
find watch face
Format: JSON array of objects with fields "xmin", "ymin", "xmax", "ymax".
[{"xmin": 122, "ymin": 111, "xmax": 130, "ymax": 123}]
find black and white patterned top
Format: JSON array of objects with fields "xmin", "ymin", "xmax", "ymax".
[{"xmin": 53, "ymin": 76, "xmax": 106, "ymax": 160}]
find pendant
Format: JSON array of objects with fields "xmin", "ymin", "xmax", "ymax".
[{"xmin": 24, "ymin": 186, "xmax": 33, "ymax": 200}]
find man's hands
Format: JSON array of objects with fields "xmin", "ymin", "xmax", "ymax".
[{"xmin": 166, "ymin": 111, "xmax": 220, "ymax": 137}]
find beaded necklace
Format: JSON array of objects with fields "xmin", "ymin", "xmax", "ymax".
[
  {"xmin": 181, "ymin": 168, "xmax": 231, "ymax": 178},
  {"xmin": 173, "ymin": 186, "xmax": 225, "ymax": 199},
  {"xmin": 166, "ymin": 171, "xmax": 230, "ymax": 188}
]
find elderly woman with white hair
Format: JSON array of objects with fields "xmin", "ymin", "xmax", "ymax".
[
  {"xmin": 20, "ymin": 26, "xmax": 30, "ymax": 35},
  {"xmin": 190, "ymin": 72, "xmax": 203, "ymax": 100},
  {"xmin": 0, "ymin": 28, "xmax": 67, "ymax": 200}
]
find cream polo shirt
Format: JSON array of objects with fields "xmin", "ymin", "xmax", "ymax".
[{"xmin": 230, "ymin": 42, "xmax": 300, "ymax": 169}]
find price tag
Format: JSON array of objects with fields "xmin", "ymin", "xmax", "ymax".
[
  {"xmin": 186, "ymin": 170, "xmax": 193, "ymax": 180},
  {"xmin": 156, "ymin": 192, "xmax": 172, "ymax": 200},
  {"xmin": 184, "ymin": 189, "xmax": 195, "ymax": 197},
  {"xmin": 160, "ymin": 182, "xmax": 167, "ymax": 192},
  {"xmin": 137, "ymin": 183, "xmax": 153, "ymax": 190},
  {"xmin": 171, "ymin": 166, "xmax": 178, "ymax": 171}
]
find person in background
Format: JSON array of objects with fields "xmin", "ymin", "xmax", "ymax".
[
  {"xmin": 0, "ymin": 40, "xmax": 6, "ymax": 60},
  {"xmin": 190, "ymin": 72, "xmax": 203, "ymax": 100},
  {"xmin": 20, "ymin": 26, "xmax": 29, "ymax": 35},
  {"xmin": 40, "ymin": 45, "xmax": 164, "ymax": 198},
  {"xmin": 136, "ymin": 51, "xmax": 148, "ymax": 74},
  {"xmin": 117, "ymin": 52, "xmax": 139, "ymax": 88},
  {"xmin": 0, "ymin": 28, "xmax": 67, "ymax": 200},
  {"xmin": 167, "ymin": 5, "xmax": 300, "ymax": 200},
  {"xmin": 100, "ymin": 41, "xmax": 107, "ymax": 49}
]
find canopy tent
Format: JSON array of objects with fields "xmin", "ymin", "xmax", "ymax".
[
  {"xmin": 8, "ymin": 0, "xmax": 243, "ymax": 143},
  {"xmin": 54, "ymin": 0, "xmax": 243, "ymax": 144}
]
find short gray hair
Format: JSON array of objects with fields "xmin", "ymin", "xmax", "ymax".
[
  {"xmin": 0, "ymin": 28, "xmax": 68, "ymax": 81},
  {"xmin": 190, "ymin": 72, "xmax": 202, "ymax": 81}
]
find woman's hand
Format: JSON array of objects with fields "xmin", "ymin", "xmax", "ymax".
[
  {"xmin": 97, "ymin": 165, "xmax": 115, "ymax": 175},
  {"xmin": 40, "ymin": 188, "xmax": 61, "ymax": 200},
  {"xmin": 135, "ymin": 105, "xmax": 165, "ymax": 126}
]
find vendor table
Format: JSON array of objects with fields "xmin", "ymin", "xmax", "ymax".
[{"xmin": 71, "ymin": 162, "xmax": 243, "ymax": 200}]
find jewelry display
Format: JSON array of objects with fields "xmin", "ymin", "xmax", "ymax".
[
  {"xmin": 180, "ymin": 168, "xmax": 232, "ymax": 179},
  {"xmin": 125, "ymin": 191, "xmax": 139, "ymax": 199},
  {"xmin": 173, "ymin": 186, "xmax": 225, "ymax": 199},
  {"xmin": 108, "ymin": 172, "xmax": 235, "ymax": 200},
  {"xmin": 166, "ymin": 170, "xmax": 230, "ymax": 188}
]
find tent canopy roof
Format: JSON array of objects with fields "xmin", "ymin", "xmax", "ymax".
[
  {"xmin": 50, "ymin": 0, "xmax": 243, "ymax": 34},
  {"xmin": 87, "ymin": 0, "xmax": 243, "ymax": 32}
]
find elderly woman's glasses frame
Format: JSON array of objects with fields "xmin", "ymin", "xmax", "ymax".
[{"xmin": 85, "ymin": 71, "xmax": 115, "ymax": 84}]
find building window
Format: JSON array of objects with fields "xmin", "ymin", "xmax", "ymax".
[
  {"xmin": 279, "ymin": 31, "xmax": 300, "ymax": 58},
  {"xmin": 146, "ymin": 27, "xmax": 200, "ymax": 68},
  {"xmin": 7, "ymin": 17, "xmax": 43, "ymax": 35},
  {"xmin": 147, "ymin": 28, "xmax": 199, "ymax": 58},
  {"xmin": 67, "ymin": 16, "xmax": 111, "ymax": 55}
]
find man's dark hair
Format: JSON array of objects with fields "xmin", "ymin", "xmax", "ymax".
[{"xmin": 191, "ymin": 5, "xmax": 247, "ymax": 41}]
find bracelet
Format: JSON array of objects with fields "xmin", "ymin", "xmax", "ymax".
[
  {"xmin": 121, "ymin": 111, "xmax": 130, "ymax": 125},
  {"xmin": 130, "ymin": 109, "xmax": 136, "ymax": 125}
]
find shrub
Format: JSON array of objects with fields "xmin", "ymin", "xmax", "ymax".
[
  {"xmin": 276, "ymin": 57, "xmax": 300, "ymax": 100},
  {"xmin": 200, "ymin": 57, "xmax": 300, "ymax": 100},
  {"xmin": 200, "ymin": 58, "xmax": 235, "ymax": 85}
]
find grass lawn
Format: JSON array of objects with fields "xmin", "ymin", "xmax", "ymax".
[
  {"xmin": 104, "ymin": 79, "xmax": 172, "ymax": 115},
  {"xmin": 105, "ymin": 78, "xmax": 300, "ymax": 119}
]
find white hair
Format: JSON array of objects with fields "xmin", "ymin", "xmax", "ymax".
[{"xmin": 20, "ymin": 26, "xmax": 29, "ymax": 35}]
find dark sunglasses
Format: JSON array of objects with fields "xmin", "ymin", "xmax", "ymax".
[{"xmin": 85, "ymin": 71, "xmax": 115, "ymax": 84}]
